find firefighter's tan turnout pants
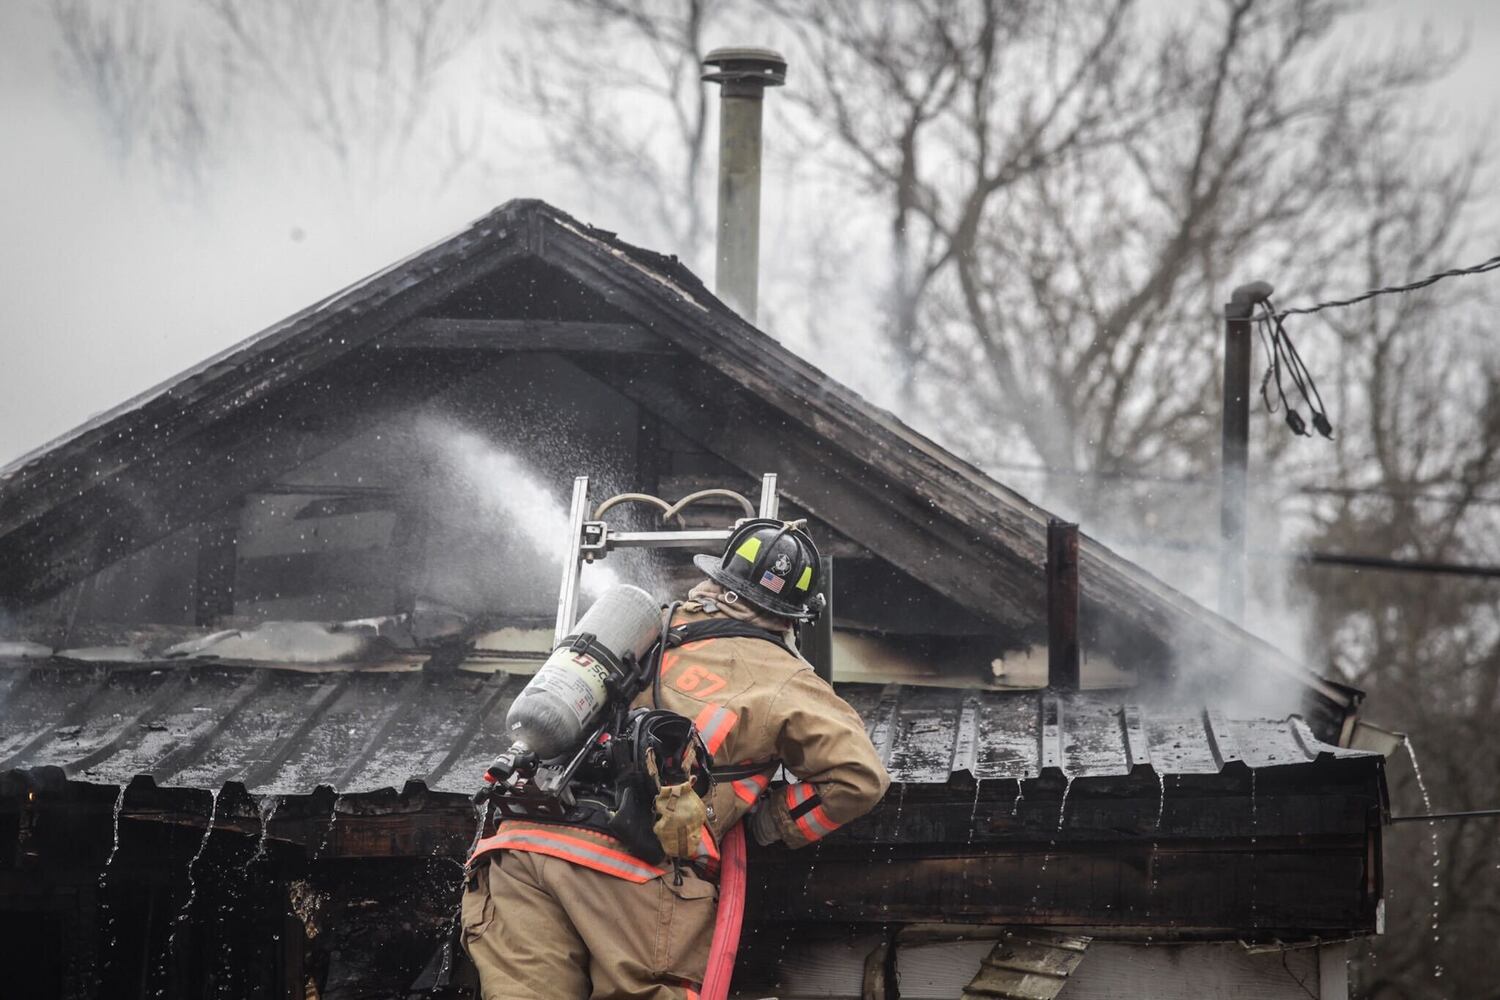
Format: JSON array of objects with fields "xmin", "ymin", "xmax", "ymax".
[{"xmin": 462, "ymin": 850, "xmax": 714, "ymax": 1000}]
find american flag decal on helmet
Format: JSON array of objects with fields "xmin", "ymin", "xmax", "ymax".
[{"xmin": 759, "ymin": 570, "xmax": 786, "ymax": 593}]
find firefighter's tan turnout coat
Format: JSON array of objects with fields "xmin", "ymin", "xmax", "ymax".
[{"xmin": 463, "ymin": 580, "xmax": 890, "ymax": 1000}]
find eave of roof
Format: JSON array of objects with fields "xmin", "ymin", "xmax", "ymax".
[{"xmin": 0, "ymin": 662, "xmax": 1372, "ymax": 797}]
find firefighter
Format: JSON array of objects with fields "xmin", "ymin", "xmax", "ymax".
[{"xmin": 463, "ymin": 519, "xmax": 890, "ymax": 1000}]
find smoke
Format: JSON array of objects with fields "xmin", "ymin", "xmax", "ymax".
[{"xmin": 1008, "ymin": 465, "xmax": 1313, "ymax": 718}]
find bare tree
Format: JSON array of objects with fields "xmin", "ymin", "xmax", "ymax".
[
  {"xmin": 53, "ymin": 0, "xmax": 219, "ymax": 184},
  {"xmin": 769, "ymin": 1, "xmax": 1459, "ymax": 503},
  {"xmin": 509, "ymin": 0, "xmax": 728, "ymax": 265},
  {"xmin": 51, "ymin": 0, "xmax": 491, "ymax": 190}
]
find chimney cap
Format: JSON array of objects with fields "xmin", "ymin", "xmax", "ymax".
[{"xmin": 702, "ymin": 47, "xmax": 787, "ymax": 88}]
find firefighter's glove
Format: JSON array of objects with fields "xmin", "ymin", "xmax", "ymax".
[
  {"xmin": 748, "ymin": 803, "xmax": 782, "ymax": 847},
  {"xmin": 652, "ymin": 781, "xmax": 708, "ymax": 859}
]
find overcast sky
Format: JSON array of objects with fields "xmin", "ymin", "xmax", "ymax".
[{"xmin": 2, "ymin": 0, "xmax": 1497, "ymax": 467}]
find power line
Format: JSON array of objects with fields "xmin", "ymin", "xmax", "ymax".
[
  {"xmin": 1389, "ymin": 809, "xmax": 1500, "ymax": 825},
  {"xmin": 1300, "ymin": 551, "xmax": 1500, "ymax": 580},
  {"xmin": 1274, "ymin": 253, "xmax": 1500, "ymax": 319},
  {"xmin": 988, "ymin": 461, "xmax": 1500, "ymax": 510},
  {"xmin": 1124, "ymin": 537, "xmax": 1500, "ymax": 582}
]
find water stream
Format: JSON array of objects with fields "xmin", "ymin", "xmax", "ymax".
[
  {"xmin": 1149, "ymin": 770, "xmax": 1166, "ymax": 907},
  {"xmin": 879, "ymin": 783, "xmax": 907, "ymax": 914},
  {"xmin": 1011, "ymin": 778, "xmax": 1025, "ymax": 816},
  {"xmin": 1056, "ymin": 775, "xmax": 1074, "ymax": 831},
  {"xmin": 95, "ymin": 785, "xmax": 127, "ymax": 989},
  {"xmin": 435, "ymin": 844, "xmax": 468, "ymax": 986},
  {"xmin": 774, "ymin": 823, "xmax": 830, "ymax": 988},
  {"xmin": 965, "ymin": 779, "xmax": 983, "ymax": 846},
  {"xmin": 161, "ymin": 788, "xmax": 220, "ymax": 983},
  {"xmin": 427, "ymin": 425, "xmax": 622, "ymax": 596},
  {"xmin": 1030, "ymin": 773, "xmax": 1070, "ymax": 909},
  {"xmin": 1249, "ymin": 768, "xmax": 1259, "ymax": 928},
  {"xmin": 1405, "ymin": 736, "xmax": 1443, "ymax": 981},
  {"xmin": 246, "ymin": 795, "xmax": 281, "ymax": 870},
  {"xmin": 315, "ymin": 797, "xmax": 342, "ymax": 858},
  {"xmin": 102, "ymin": 784, "xmax": 126, "ymax": 876}
]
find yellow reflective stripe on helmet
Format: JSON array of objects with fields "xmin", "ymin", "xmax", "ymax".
[
  {"xmin": 795, "ymin": 566, "xmax": 813, "ymax": 591},
  {"xmin": 734, "ymin": 537, "xmax": 762, "ymax": 563}
]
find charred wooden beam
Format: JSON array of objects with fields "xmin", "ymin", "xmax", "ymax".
[
  {"xmin": 1047, "ymin": 520, "xmax": 1080, "ymax": 690},
  {"xmin": 233, "ymin": 549, "xmax": 395, "ymax": 606},
  {"xmin": 386, "ymin": 317, "xmax": 669, "ymax": 354},
  {"xmin": 5, "ymin": 800, "xmax": 1377, "ymax": 938},
  {"xmin": 745, "ymin": 841, "xmax": 1378, "ymax": 936}
]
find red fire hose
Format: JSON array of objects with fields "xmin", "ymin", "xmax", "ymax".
[{"xmin": 700, "ymin": 822, "xmax": 747, "ymax": 1000}]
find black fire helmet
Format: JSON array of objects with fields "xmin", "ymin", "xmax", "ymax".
[{"xmin": 692, "ymin": 518, "xmax": 824, "ymax": 622}]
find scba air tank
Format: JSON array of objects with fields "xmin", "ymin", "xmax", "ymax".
[{"xmin": 504, "ymin": 584, "xmax": 662, "ymax": 760}]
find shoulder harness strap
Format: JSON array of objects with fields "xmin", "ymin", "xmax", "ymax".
[
  {"xmin": 664, "ymin": 618, "xmax": 791, "ymax": 653},
  {"xmin": 711, "ymin": 760, "xmax": 779, "ymax": 781}
]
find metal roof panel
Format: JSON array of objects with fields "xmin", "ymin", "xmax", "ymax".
[{"xmin": 0, "ymin": 665, "xmax": 1373, "ymax": 796}]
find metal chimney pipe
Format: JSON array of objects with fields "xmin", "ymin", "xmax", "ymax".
[
  {"xmin": 701, "ymin": 47, "xmax": 786, "ymax": 321},
  {"xmin": 1219, "ymin": 280, "xmax": 1273, "ymax": 624}
]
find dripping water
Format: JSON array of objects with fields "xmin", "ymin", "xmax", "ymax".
[
  {"xmin": 966, "ymin": 778, "xmax": 984, "ymax": 847},
  {"xmin": 795, "ymin": 841, "xmax": 825, "ymax": 927},
  {"xmin": 1249, "ymin": 768, "xmax": 1258, "ymax": 928},
  {"xmin": 102, "ymin": 784, "xmax": 126, "ymax": 876},
  {"xmin": 315, "ymin": 797, "xmax": 342, "ymax": 858},
  {"xmin": 1011, "ymin": 778, "xmax": 1025, "ymax": 816},
  {"xmin": 435, "ymin": 842, "xmax": 468, "ymax": 986},
  {"xmin": 1149, "ymin": 770, "xmax": 1167, "ymax": 907},
  {"xmin": 774, "ymin": 794, "xmax": 832, "ymax": 989},
  {"xmin": 960, "ymin": 778, "xmax": 984, "ymax": 909},
  {"xmin": 1249, "ymin": 767, "xmax": 1258, "ymax": 839},
  {"xmin": 95, "ymin": 785, "xmax": 127, "ymax": 988},
  {"xmin": 246, "ymin": 796, "xmax": 280, "ymax": 870},
  {"xmin": 1405, "ymin": 736, "xmax": 1443, "ymax": 981},
  {"xmin": 799, "ymin": 840, "xmax": 824, "ymax": 896},
  {"xmin": 161, "ymin": 788, "xmax": 219, "ymax": 981},
  {"xmin": 1056, "ymin": 775, "xmax": 1074, "ymax": 831},
  {"xmin": 1030, "ymin": 773, "xmax": 1068, "ymax": 909},
  {"xmin": 879, "ymin": 783, "xmax": 907, "ymax": 914},
  {"xmin": 472, "ymin": 806, "xmax": 488, "ymax": 851}
]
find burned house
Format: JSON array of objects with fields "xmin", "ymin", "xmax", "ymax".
[{"xmin": 0, "ymin": 199, "xmax": 1382, "ymax": 999}]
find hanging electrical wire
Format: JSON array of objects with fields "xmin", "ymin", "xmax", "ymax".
[
  {"xmin": 1247, "ymin": 251, "xmax": 1500, "ymax": 439},
  {"xmin": 1256, "ymin": 297, "xmax": 1333, "ymax": 439},
  {"xmin": 1274, "ymin": 253, "xmax": 1500, "ymax": 318}
]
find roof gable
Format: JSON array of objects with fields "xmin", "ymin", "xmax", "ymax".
[{"xmin": 0, "ymin": 199, "xmax": 1357, "ymax": 725}]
